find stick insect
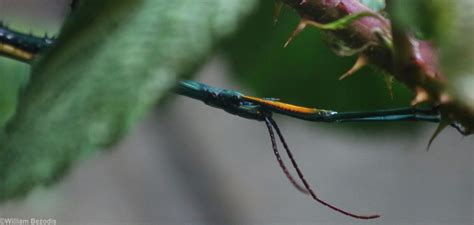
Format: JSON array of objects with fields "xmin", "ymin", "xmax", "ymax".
[{"xmin": 0, "ymin": 19, "xmax": 467, "ymax": 220}]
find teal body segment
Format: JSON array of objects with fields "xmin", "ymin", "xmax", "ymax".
[
  {"xmin": 176, "ymin": 80, "xmax": 265, "ymax": 121},
  {"xmin": 177, "ymin": 80, "xmax": 441, "ymax": 123},
  {"xmin": 0, "ymin": 24, "xmax": 55, "ymax": 58}
]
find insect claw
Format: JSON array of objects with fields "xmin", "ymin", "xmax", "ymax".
[
  {"xmin": 284, "ymin": 18, "xmax": 309, "ymax": 48},
  {"xmin": 274, "ymin": 0, "xmax": 283, "ymax": 26},
  {"xmin": 339, "ymin": 54, "xmax": 368, "ymax": 80}
]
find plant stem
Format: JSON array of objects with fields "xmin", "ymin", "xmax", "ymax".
[{"xmin": 281, "ymin": 0, "xmax": 473, "ymax": 133}]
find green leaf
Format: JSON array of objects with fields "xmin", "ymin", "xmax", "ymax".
[
  {"xmin": 438, "ymin": 1, "xmax": 474, "ymax": 77},
  {"xmin": 0, "ymin": 0, "xmax": 257, "ymax": 201},
  {"xmin": 439, "ymin": 1, "xmax": 474, "ymax": 112},
  {"xmin": 390, "ymin": 0, "xmax": 453, "ymax": 40},
  {"xmin": 0, "ymin": 58, "xmax": 29, "ymax": 130}
]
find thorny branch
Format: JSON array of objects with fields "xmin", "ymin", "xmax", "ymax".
[{"xmin": 279, "ymin": 0, "xmax": 473, "ymax": 135}]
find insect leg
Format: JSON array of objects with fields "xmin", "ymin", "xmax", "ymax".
[
  {"xmin": 266, "ymin": 116, "xmax": 380, "ymax": 220},
  {"xmin": 264, "ymin": 116, "xmax": 309, "ymax": 194}
]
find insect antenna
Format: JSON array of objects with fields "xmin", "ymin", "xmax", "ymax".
[
  {"xmin": 264, "ymin": 116, "xmax": 309, "ymax": 194},
  {"xmin": 265, "ymin": 116, "xmax": 380, "ymax": 220}
]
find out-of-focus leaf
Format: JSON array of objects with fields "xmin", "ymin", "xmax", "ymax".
[
  {"xmin": 438, "ymin": 0, "xmax": 474, "ymax": 77},
  {"xmin": 438, "ymin": 1, "xmax": 474, "ymax": 110},
  {"xmin": 0, "ymin": 58, "xmax": 29, "ymax": 129},
  {"xmin": 0, "ymin": 0, "xmax": 257, "ymax": 201},
  {"xmin": 360, "ymin": 0, "xmax": 385, "ymax": 11},
  {"xmin": 223, "ymin": 2, "xmax": 412, "ymax": 130},
  {"xmin": 390, "ymin": 0, "xmax": 453, "ymax": 40}
]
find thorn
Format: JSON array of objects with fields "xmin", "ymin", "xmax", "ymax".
[
  {"xmin": 384, "ymin": 74, "xmax": 394, "ymax": 99},
  {"xmin": 411, "ymin": 87, "xmax": 430, "ymax": 106},
  {"xmin": 274, "ymin": 0, "xmax": 283, "ymax": 26},
  {"xmin": 427, "ymin": 117, "xmax": 450, "ymax": 151},
  {"xmin": 339, "ymin": 54, "xmax": 368, "ymax": 80},
  {"xmin": 284, "ymin": 19, "xmax": 308, "ymax": 48}
]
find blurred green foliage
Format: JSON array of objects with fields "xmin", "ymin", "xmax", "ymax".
[
  {"xmin": 0, "ymin": 0, "xmax": 257, "ymax": 201},
  {"xmin": 0, "ymin": 58, "xmax": 29, "ymax": 129},
  {"xmin": 223, "ymin": 2, "xmax": 413, "ymax": 128},
  {"xmin": 390, "ymin": 0, "xmax": 453, "ymax": 40}
]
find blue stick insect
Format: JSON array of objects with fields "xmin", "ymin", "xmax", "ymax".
[{"xmin": 0, "ymin": 8, "xmax": 469, "ymax": 220}]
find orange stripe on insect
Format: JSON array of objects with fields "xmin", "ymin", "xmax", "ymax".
[
  {"xmin": 0, "ymin": 43, "xmax": 34, "ymax": 61},
  {"xmin": 243, "ymin": 96, "xmax": 318, "ymax": 114}
]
